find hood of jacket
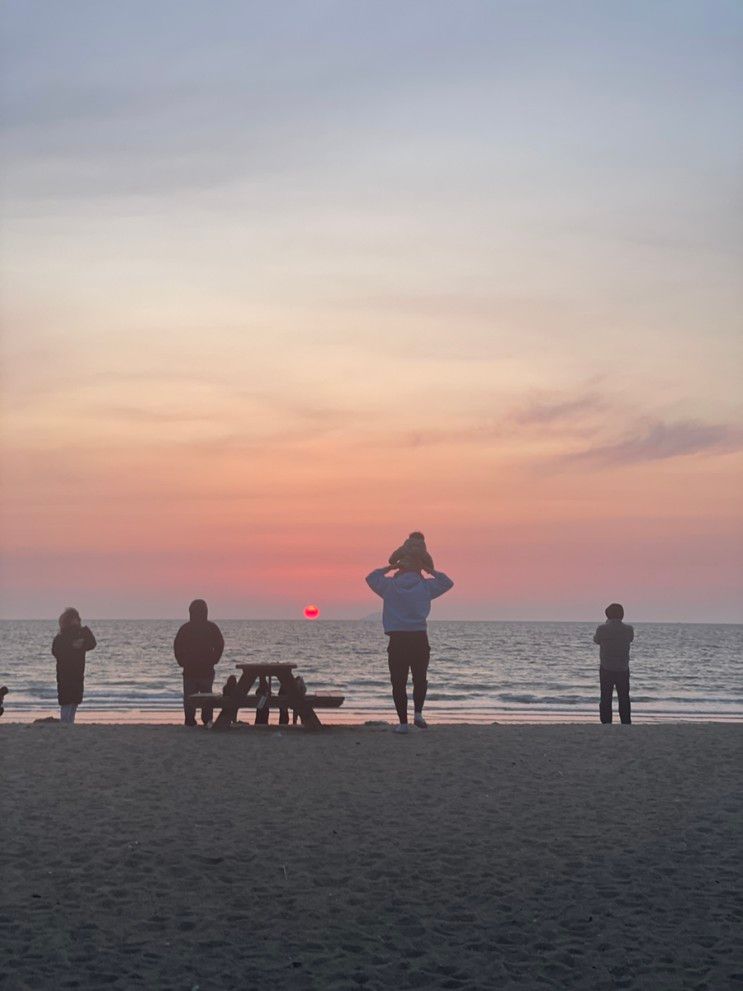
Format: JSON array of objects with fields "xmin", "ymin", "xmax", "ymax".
[
  {"xmin": 188, "ymin": 599, "xmax": 208, "ymax": 622},
  {"xmin": 392, "ymin": 571, "xmax": 424, "ymax": 591}
]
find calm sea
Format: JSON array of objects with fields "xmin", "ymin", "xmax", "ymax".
[{"xmin": 0, "ymin": 620, "xmax": 741, "ymax": 723}]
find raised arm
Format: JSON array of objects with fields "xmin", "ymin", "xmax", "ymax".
[
  {"xmin": 593, "ymin": 625, "xmax": 603, "ymax": 645},
  {"xmin": 81, "ymin": 627, "xmax": 97, "ymax": 651},
  {"xmin": 365, "ymin": 567, "xmax": 391, "ymax": 598},
  {"xmin": 426, "ymin": 570, "xmax": 454, "ymax": 599}
]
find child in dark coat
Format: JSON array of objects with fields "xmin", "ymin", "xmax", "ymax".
[{"xmin": 51, "ymin": 608, "xmax": 96, "ymax": 724}]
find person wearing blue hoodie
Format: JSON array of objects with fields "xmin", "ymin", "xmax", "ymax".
[{"xmin": 366, "ymin": 544, "xmax": 454, "ymax": 734}]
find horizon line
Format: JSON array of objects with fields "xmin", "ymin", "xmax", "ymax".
[{"xmin": 1, "ymin": 617, "xmax": 741, "ymax": 626}]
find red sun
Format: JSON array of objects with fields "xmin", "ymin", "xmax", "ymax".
[{"xmin": 303, "ymin": 604, "xmax": 320, "ymax": 620}]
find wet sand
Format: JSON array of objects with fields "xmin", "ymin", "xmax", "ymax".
[{"xmin": 2, "ymin": 723, "xmax": 741, "ymax": 990}]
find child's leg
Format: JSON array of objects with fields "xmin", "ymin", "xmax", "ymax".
[
  {"xmin": 69, "ymin": 704, "xmax": 78, "ymax": 724},
  {"xmin": 60, "ymin": 705, "xmax": 72, "ymax": 723}
]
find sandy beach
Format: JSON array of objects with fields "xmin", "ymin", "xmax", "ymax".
[{"xmin": 2, "ymin": 723, "xmax": 741, "ymax": 990}]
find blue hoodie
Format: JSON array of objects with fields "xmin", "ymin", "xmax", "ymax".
[{"xmin": 365, "ymin": 568, "xmax": 454, "ymax": 633}]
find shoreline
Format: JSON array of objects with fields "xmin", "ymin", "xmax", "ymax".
[
  {"xmin": 3, "ymin": 707, "xmax": 743, "ymax": 725},
  {"xmin": 5, "ymin": 710, "xmax": 743, "ymax": 724}
]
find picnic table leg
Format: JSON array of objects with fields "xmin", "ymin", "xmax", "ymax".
[
  {"xmin": 213, "ymin": 708, "xmax": 233, "ymax": 731},
  {"xmin": 296, "ymin": 703, "xmax": 323, "ymax": 729},
  {"xmin": 213, "ymin": 670, "xmax": 258, "ymax": 731}
]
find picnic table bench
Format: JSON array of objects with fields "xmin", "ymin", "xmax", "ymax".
[{"xmin": 189, "ymin": 662, "xmax": 344, "ymax": 730}]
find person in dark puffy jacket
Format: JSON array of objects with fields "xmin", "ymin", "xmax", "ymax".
[
  {"xmin": 174, "ymin": 599, "xmax": 224, "ymax": 727},
  {"xmin": 52, "ymin": 607, "xmax": 97, "ymax": 724}
]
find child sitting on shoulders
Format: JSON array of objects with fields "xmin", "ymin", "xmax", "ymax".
[{"xmin": 388, "ymin": 531, "xmax": 434, "ymax": 573}]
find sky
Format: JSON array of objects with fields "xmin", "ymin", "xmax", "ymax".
[{"xmin": 1, "ymin": 0, "xmax": 742, "ymax": 621}]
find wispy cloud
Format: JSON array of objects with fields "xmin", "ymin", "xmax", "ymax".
[
  {"xmin": 380, "ymin": 390, "xmax": 607, "ymax": 450},
  {"xmin": 510, "ymin": 394, "xmax": 606, "ymax": 426},
  {"xmin": 393, "ymin": 423, "xmax": 503, "ymax": 450},
  {"xmin": 373, "ymin": 392, "xmax": 743, "ymax": 475},
  {"xmin": 90, "ymin": 405, "xmax": 217, "ymax": 425},
  {"xmin": 564, "ymin": 419, "xmax": 743, "ymax": 467}
]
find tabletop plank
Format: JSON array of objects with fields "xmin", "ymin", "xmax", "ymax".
[{"xmin": 234, "ymin": 662, "xmax": 297, "ymax": 670}]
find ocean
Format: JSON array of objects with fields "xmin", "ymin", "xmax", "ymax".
[{"xmin": 1, "ymin": 619, "xmax": 741, "ymax": 723}]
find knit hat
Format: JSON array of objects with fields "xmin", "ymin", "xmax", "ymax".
[{"xmin": 389, "ymin": 532, "xmax": 434, "ymax": 572}]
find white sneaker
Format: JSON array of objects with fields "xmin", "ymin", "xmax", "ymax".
[
  {"xmin": 393, "ymin": 723, "xmax": 409, "ymax": 734},
  {"xmin": 413, "ymin": 713, "xmax": 428, "ymax": 729}
]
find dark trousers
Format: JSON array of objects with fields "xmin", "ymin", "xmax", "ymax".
[
  {"xmin": 183, "ymin": 674, "xmax": 214, "ymax": 725},
  {"xmin": 600, "ymin": 667, "xmax": 631, "ymax": 724},
  {"xmin": 387, "ymin": 632, "xmax": 430, "ymax": 723}
]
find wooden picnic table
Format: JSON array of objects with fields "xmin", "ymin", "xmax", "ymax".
[{"xmin": 188, "ymin": 662, "xmax": 344, "ymax": 730}]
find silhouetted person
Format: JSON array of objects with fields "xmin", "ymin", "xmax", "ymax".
[
  {"xmin": 594, "ymin": 603, "xmax": 634, "ymax": 724},
  {"xmin": 51, "ymin": 608, "xmax": 97, "ymax": 724},
  {"xmin": 254, "ymin": 674, "xmax": 271, "ymax": 725},
  {"xmin": 0, "ymin": 685, "xmax": 8, "ymax": 717},
  {"xmin": 221, "ymin": 674, "xmax": 241, "ymax": 725},
  {"xmin": 174, "ymin": 599, "xmax": 224, "ymax": 727},
  {"xmin": 366, "ymin": 544, "xmax": 453, "ymax": 734}
]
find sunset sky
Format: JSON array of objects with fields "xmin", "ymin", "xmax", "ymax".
[{"xmin": 1, "ymin": 1, "xmax": 741, "ymax": 621}]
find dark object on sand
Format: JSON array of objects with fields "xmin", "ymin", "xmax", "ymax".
[{"xmin": 0, "ymin": 685, "xmax": 8, "ymax": 717}]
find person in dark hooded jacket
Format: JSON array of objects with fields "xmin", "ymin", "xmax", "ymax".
[
  {"xmin": 52, "ymin": 607, "xmax": 97, "ymax": 724},
  {"xmin": 174, "ymin": 599, "xmax": 224, "ymax": 727}
]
